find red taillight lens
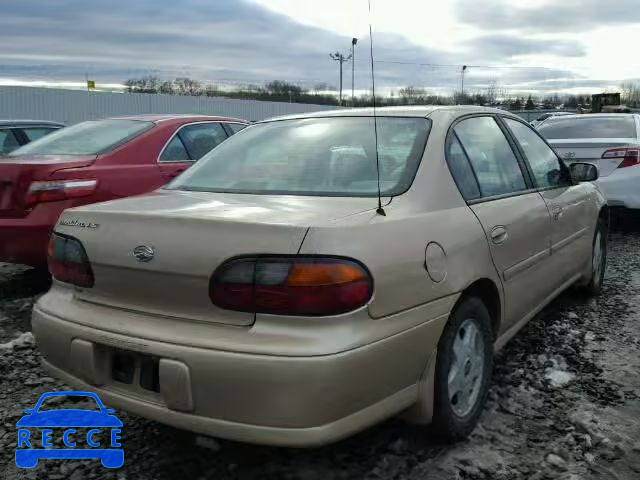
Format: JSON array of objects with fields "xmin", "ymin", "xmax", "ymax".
[
  {"xmin": 602, "ymin": 148, "xmax": 640, "ymax": 168},
  {"xmin": 210, "ymin": 257, "xmax": 373, "ymax": 316},
  {"xmin": 25, "ymin": 179, "xmax": 98, "ymax": 207},
  {"xmin": 47, "ymin": 232, "xmax": 94, "ymax": 288}
]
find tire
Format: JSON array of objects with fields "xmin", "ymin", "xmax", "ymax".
[
  {"xmin": 432, "ymin": 296, "xmax": 493, "ymax": 442},
  {"xmin": 581, "ymin": 216, "xmax": 607, "ymax": 296}
]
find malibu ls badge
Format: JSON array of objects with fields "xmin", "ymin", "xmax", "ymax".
[{"xmin": 59, "ymin": 219, "xmax": 99, "ymax": 230}]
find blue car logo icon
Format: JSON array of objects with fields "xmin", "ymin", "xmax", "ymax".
[{"xmin": 15, "ymin": 391, "xmax": 124, "ymax": 468}]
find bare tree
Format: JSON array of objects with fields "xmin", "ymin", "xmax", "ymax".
[
  {"xmin": 621, "ymin": 82, "xmax": 640, "ymax": 107},
  {"xmin": 484, "ymin": 80, "xmax": 500, "ymax": 105},
  {"xmin": 174, "ymin": 77, "xmax": 203, "ymax": 96}
]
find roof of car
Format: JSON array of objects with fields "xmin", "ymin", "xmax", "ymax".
[
  {"xmin": 109, "ymin": 113, "xmax": 247, "ymax": 124},
  {"xmin": 262, "ymin": 105, "xmax": 518, "ymax": 122},
  {"xmin": 0, "ymin": 119, "xmax": 64, "ymax": 127},
  {"xmin": 540, "ymin": 113, "xmax": 639, "ymax": 121}
]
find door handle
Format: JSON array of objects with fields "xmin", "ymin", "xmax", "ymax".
[
  {"xmin": 551, "ymin": 206, "xmax": 565, "ymax": 220},
  {"xmin": 490, "ymin": 226, "xmax": 509, "ymax": 245},
  {"xmin": 169, "ymin": 169, "xmax": 186, "ymax": 178}
]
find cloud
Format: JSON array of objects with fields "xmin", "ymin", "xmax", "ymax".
[
  {"xmin": 463, "ymin": 34, "xmax": 586, "ymax": 59},
  {"xmin": 454, "ymin": 0, "xmax": 640, "ymax": 32},
  {"xmin": 0, "ymin": 0, "xmax": 616, "ymax": 95},
  {"xmin": 1, "ymin": 0, "xmax": 452, "ymax": 89}
]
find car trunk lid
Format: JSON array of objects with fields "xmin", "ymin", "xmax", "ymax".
[
  {"xmin": 55, "ymin": 190, "xmax": 379, "ymax": 327},
  {"xmin": 0, "ymin": 155, "xmax": 96, "ymax": 218},
  {"xmin": 549, "ymin": 139, "xmax": 638, "ymax": 177}
]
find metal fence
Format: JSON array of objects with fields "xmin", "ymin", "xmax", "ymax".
[
  {"xmin": 0, "ymin": 86, "xmax": 601, "ymax": 126},
  {"xmin": 0, "ymin": 86, "xmax": 341, "ymax": 124}
]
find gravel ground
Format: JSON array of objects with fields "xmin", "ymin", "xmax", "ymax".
[{"xmin": 1, "ymin": 217, "xmax": 639, "ymax": 480}]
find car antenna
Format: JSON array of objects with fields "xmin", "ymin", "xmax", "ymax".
[{"xmin": 368, "ymin": 0, "xmax": 386, "ymax": 216}]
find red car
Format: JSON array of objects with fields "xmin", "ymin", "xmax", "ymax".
[{"xmin": 0, "ymin": 114, "xmax": 248, "ymax": 266}]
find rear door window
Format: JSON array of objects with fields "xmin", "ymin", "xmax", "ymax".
[
  {"xmin": 454, "ymin": 116, "xmax": 528, "ymax": 198},
  {"xmin": 178, "ymin": 123, "xmax": 228, "ymax": 160},
  {"xmin": 19, "ymin": 126, "xmax": 60, "ymax": 142},
  {"xmin": 539, "ymin": 117, "xmax": 637, "ymax": 139},
  {"xmin": 504, "ymin": 118, "xmax": 567, "ymax": 189},
  {"xmin": 0, "ymin": 129, "xmax": 20, "ymax": 154}
]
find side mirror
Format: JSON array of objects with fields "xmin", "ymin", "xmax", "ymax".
[{"xmin": 570, "ymin": 162, "xmax": 598, "ymax": 182}]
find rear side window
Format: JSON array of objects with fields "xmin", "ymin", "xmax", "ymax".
[
  {"xmin": 179, "ymin": 123, "xmax": 228, "ymax": 160},
  {"xmin": 10, "ymin": 120, "xmax": 153, "ymax": 156},
  {"xmin": 226, "ymin": 123, "xmax": 247, "ymax": 135},
  {"xmin": 446, "ymin": 134, "xmax": 480, "ymax": 200},
  {"xmin": 454, "ymin": 117, "xmax": 527, "ymax": 198},
  {"xmin": 0, "ymin": 129, "xmax": 20, "ymax": 154},
  {"xmin": 539, "ymin": 117, "xmax": 637, "ymax": 139},
  {"xmin": 159, "ymin": 135, "xmax": 190, "ymax": 162},
  {"xmin": 20, "ymin": 127, "xmax": 60, "ymax": 142}
]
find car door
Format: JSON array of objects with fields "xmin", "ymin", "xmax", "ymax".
[
  {"xmin": 502, "ymin": 117, "xmax": 593, "ymax": 284},
  {"xmin": 157, "ymin": 122, "xmax": 229, "ymax": 182},
  {"xmin": 450, "ymin": 115, "xmax": 554, "ymax": 329}
]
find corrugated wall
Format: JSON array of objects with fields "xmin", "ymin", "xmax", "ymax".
[{"xmin": 0, "ymin": 86, "xmax": 340, "ymax": 124}]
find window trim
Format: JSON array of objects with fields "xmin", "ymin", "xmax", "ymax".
[
  {"xmin": 157, "ymin": 121, "xmax": 229, "ymax": 164},
  {"xmin": 498, "ymin": 115, "xmax": 574, "ymax": 192},
  {"xmin": 467, "ymin": 187, "xmax": 541, "ymax": 206},
  {"xmin": 445, "ymin": 113, "xmax": 535, "ymax": 204}
]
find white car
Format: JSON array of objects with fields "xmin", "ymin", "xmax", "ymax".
[{"xmin": 539, "ymin": 114, "xmax": 640, "ymax": 209}]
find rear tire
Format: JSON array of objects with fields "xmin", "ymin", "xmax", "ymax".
[
  {"xmin": 581, "ymin": 217, "xmax": 607, "ymax": 296},
  {"xmin": 432, "ymin": 296, "xmax": 493, "ymax": 442}
]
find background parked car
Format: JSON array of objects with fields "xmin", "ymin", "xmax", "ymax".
[
  {"xmin": 0, "ymin": 120, "xmax": 63, "ymax": 155},
  {"xmin": 530, "ymin": 111, "xmax": 573, "ymax": 128},
  {"xmin": 538, "ymin": 113, "xmax": 640, "ymax": 209},
  {"xmin": 0, "ymin": 114, "xmax": 248, "ymax": 266}
]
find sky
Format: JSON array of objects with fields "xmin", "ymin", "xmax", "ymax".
[{"xmin": 0, "ymin": 0, "xmax": 638, "ymax": 96}]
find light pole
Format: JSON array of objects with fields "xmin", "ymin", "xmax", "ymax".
[
  {"xmin": 461, "ymin": 65, "xmax": 468, "ymax": 101},
  {"xmin": 330, "ymin": 51, "xmax": 352, "ymax": 106},
  {"xmin": 351, "ymin": 38, "xmax": 358, "ymax": 105}
]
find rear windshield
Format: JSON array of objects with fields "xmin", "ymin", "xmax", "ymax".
[
  {"xmin": 167, "ymin": 117, "xmax": 431, "ymax": 197},
  {"xmin": 538, "ymin": 116, "xmax": 637, "ymax": 139},
  {"xmin": 10, "ymin": 119, "xmax": 154, "ymax": 156}
]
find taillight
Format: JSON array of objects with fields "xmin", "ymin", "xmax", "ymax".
[
  {"xmin": 48, "ymin": 232, "xmax": 94, "ymax": 287},
  {"xmin": 602, "ymin": 148, "xmax": 640, "ymax": 168},
  {"xmin": 25, "ymin": 179, "xmax": 98, "ymax": 207},
  {"xmin": 210, "ymin": 256, "xmax": 373, "ymax": 316}
]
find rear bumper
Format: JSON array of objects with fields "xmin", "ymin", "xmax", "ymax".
[
  {"xmin": 0, "ymin": 222, "xmax": 51, "ymax": 266},
  {"xmin": 597, "ymin": 167, "xmax": 640, "ymax": 209},
  {"xmin": 0, "ymin": 202, "xmax": 67, "ymax": 266},
  {"xmin": 32, "ymin": 302, "xmax": 450, "ymax": 447}
]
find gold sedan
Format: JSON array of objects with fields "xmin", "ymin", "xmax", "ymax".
[{"xmin": 33, "ymin": 106, "xmax": 607, "ymax": 446}]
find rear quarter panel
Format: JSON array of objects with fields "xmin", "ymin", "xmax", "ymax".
[{"xmin": 299, "ymin": 110, "xmax": 502, "ymax": 332}]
